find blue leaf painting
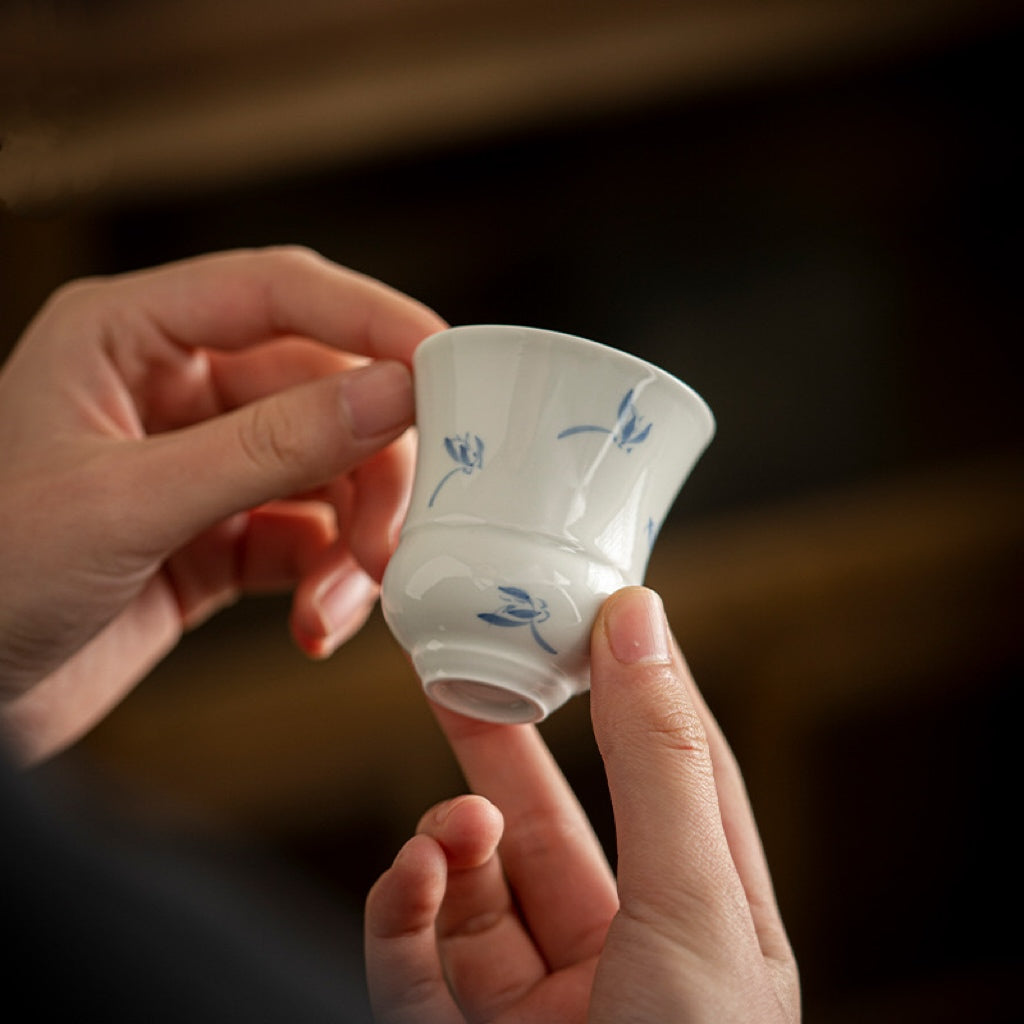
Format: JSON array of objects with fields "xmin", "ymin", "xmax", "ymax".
[
  {"xmin": 478, "ymin": 613, "xmax": 526, "ymax": 628},
  {"xmin": 617, "ymin": 388, "xmax": 635, "ymax": 420},
  {"xmin": 429, "ymin": 432, "xmax": 485, "ymax": 507},
  {"xmin": 477, "ymin": 586, "xmax": 557, "ymax": 654},
  {"xmin": 529, "ymin": 623, "xmax": 558, "ymax": 655},
  {"xmin": 557, "ymin": 389, "xmax": 652, "ymax": 452}
]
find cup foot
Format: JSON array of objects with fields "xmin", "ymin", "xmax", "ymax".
[
  {"xmin": 428, "ymin": 679, "xmax": 543, "ymax": 724},
  {"xmin": 416, "ymin": 644, "xmax": 578, "ymax": 724}
]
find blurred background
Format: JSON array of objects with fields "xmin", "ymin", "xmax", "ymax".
[{"xmin": 2, "ymin": 1, "xmax": 1022, "ymax": 1020}]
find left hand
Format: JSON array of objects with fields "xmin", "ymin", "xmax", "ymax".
[{"xmin": 0, "ymin": 247, "xmax": 445, "ymax": 762}]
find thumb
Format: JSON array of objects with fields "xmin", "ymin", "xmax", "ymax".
[
  {"xmin": 130, "ymin": 360, "xmax": 414, "ymax": 548},
  {"xmin": 589, "ymin": 587, "xmax": 747, "ymax": 940}
]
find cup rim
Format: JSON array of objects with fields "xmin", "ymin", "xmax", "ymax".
[{"xmin": 415, "ymin": 323, "xmax": 716, "ymax": 443}]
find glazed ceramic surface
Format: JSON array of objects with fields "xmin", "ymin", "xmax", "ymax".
[{"xmin": 380, "ymin": 325, "xmax": 714, "ymax": 723}]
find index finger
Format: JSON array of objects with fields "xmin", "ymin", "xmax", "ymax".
[
  {"xmin": 69, "ymin": 246, "xmax": 447, "ymax": 365},
  {"xmin": 433, "ymin": 706, "xmax": 618, "ymax": 971}
]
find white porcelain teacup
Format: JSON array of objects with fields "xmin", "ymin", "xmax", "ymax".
[{"xmin": 380, "ymin": 324, "xmax": 714, "ymax": 723}]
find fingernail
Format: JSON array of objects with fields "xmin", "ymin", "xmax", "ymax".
[
  {"xmin": 339, "ymin": 361, "xmax": 413, "ymax": 439},
  {"xmin": 391, "ymin": 836, "xmax": 419, "ymax": 870},
  {"xmin": 312, "ymin": 568, "xmax": 378, "ymax": 643},
  {"xmin": 605, "ymin": 587, "xmax": 673, "ymax": 665},
  {"xmin": 433, "ymin": 798, "xmax": 460, "ymax": 826}
]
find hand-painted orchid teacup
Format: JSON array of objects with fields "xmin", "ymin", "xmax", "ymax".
[{"xmin": 380, "ymin": 324, "xmax": 714, "ymax": 724}]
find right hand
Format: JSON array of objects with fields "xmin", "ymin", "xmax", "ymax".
[{"xmin": 365, "ymin": 586, "xmax": 800, "ymax": 1022}]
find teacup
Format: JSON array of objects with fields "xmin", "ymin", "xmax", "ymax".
[{"xmin": 380, "ymin": 324, "xmax": 714, "ymax": 723}]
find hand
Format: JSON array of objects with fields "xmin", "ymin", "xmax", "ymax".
[
  {"xmin": 365, "ymin": 586, "xmax": 800, "ymax": 1023},
  {"xmin": 0, "ymin": 247, "xmax": 446, "ymax": 763}
]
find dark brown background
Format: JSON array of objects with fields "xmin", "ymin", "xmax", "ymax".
[{"xmin": 3, "ymin": 3, "xmax": 1022, "ymax": 1020}]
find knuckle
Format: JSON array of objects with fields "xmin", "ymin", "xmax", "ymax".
[
  {"xmin": 622, "ymin": 670, "xmax": 714, "ymax": 768},
  {"xmin": 649, "ymin": 700, "xmax": 711, "ymax": 758},
  {"xmin": 602, "ymin": 665, "xmax": 710, "ymax": 760},
  {"xmin": 49, "ymin": 277, "xmax": 95, "ymax": 306},
  {"xmin": 237, "ymin": 399, "xmax": 309, "ymax": 479},
  {"xmin": 389, "ymin": 976, "xmax": 447, "ymax": 1017},
  {"xmin": 506, "ymin": 808, "xmax": 583, "ymax": 865},
  {"xmin": 43, "ymin": 276, "xmax": 107, "ymax": 323},
  {"xmin": 262, "ymin": 243, "xmax": 325, "ymax": 272},
  {"xmin": 500, "ymin": 811, "xmax": 612, "ymax": 958}
]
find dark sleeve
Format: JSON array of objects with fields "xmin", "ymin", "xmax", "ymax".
[{"xmin": 0, "ymin": 750, "xmax": 372, "ymax": 1023}]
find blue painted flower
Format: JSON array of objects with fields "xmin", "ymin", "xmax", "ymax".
[
  {"xmin": 429, "ymin": 432, "xmax": 485, "ymax": 507},
  {"xmin": 477, "ymin": 586, "xmax": 557, "ymax": 654},
  {"xmin": 557, "ymin": 388, "xmax": 652, "ymax": 452}
]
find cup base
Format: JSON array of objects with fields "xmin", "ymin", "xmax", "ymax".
[{"xmin": 415, "ymin": 644, "xmax": 577, "ymax": 724}]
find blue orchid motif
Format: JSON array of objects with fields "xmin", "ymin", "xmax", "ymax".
[
  {"xmin": 477, "ymin": 586, "xmax": 557, "ymax": 654},
  {"xmin": 557, "ymin": 388, "xmax": 652, "ymax": 452},
  {"xmin": 428, "ymin": 432, "xmax": 485, "ymax": 507}
]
